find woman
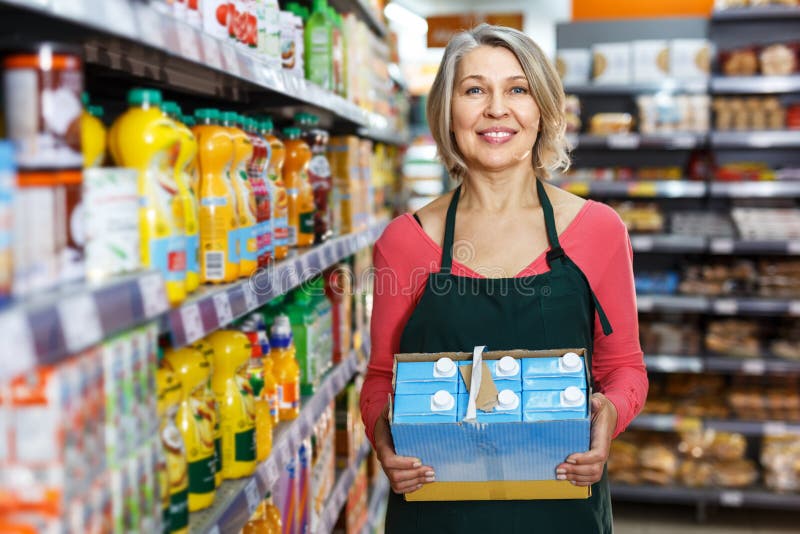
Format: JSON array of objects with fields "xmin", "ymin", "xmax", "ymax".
[{"xmin": 360, "ymin": 24, "xmax": 648, "ymax": 533}]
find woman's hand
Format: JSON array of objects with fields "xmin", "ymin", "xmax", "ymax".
[
  {"xmin": 374, "ymin": 403, "xmax": 436, "ymax": 494},
  {"xmin": 556, "ymin": 392, "xmax": 618, "ymax": 486}
]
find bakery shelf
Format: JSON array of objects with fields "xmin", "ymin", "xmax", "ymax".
[
  {"xmin": 636, "ymin": 295, "xmax": 710, "ymax": 314},
  {"xmin": 630, "ymin": 234, "xmax": 707, "ymax": 254},
  {"xmin": 563, "ymin": 80, "xmax": 708, "ymax": 95},
  {"xmin": 571, "ymin": 133, "xmax": 707, "ymax": 150},
  {"xmin": 629, "ymin": 414, "xmax": 800, "ymax": 437},
  {"xmin": 361, "ymin": 473, "xmax": 390, "ymax": 534},
  {"xmin": 637, "ymin": 294, "xmax": 800, "ymax": 317},
  {"xmin": 0, "ymin": 271, "xmax": 168, "ymax": 382},
  {"xmin": 611, "ymin": 483, "xmax": 800, "ymax": 511},
  {"xmin": 644, "ymin": 355, "xmax": 800, "ymax": 375},
  {"xmin": 711, "ymin": 75, "xmax": 800, "ymax": 94},
  {"xmin": 711, "ymin": 130, "xmax": 800, "ymax": 149},
  {"xmin": 189, "ymin": 348, "xmax": 364, "ymax": 534},
  {"xmin": 645, "ymin": 355, "xmax": 705, "ymax": 374},
  {"xmin": 632, "ymin": 237, "xmax": 800, "ymax": 255},
  {"xmin": 318, "ymin": 442, "xmax": 373, "ymax": 533},
  {"xmin": 709, "ymin": 181, "xmax": 800, "ymax": 198},
  {"xmin": 708, "ymin": 238, "xmax": 800, "ymax": 256},
  {"xmin": 711, "ymin": 6, "xmax": 800, "ymax": 21},
  {"xmin": 554, "ymin": 180, "xmax": 707, "ymax": 199},
  {"xmin": 164, "ymin": 220, "xmax": 387, "ymax": 348}
]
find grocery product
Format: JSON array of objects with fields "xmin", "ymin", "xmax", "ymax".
[
  {"xmin": 262, "ymin": 118, "xmax": 288, "ymax": 259},
  {"xmin": 311, "ymin": 277, "xmax": 333, "ymax": 373},
  {"xmin": 245, "ymin": 118, "xmax": 272, "ymax": 268},
  {"xmin": 284, "ymin": 6, "xmax": 305, "ymax": 78},
  {"xmin": 304, "ymin": 0, "xmax": 332, "ymax": 90},
  {"xmin": 222, "ymin": 112, "xmax": 258, "ymax": 277},
  {"xmin": 632, "ymin": 40, "xmax": 670, "ymax": 83},
  {"xmin": 111, "ymin": 88, "xmax": 186, "ymax": 304},
  {"xmin": 192, "ymin": 339, "xmax": 223, "ymax": 487},
  {"xmin": 0, "ymin": 142, "xmax": 14, "ymax": 305},
  {"xmin": 256, "ymin": 0, "xmax": 282, "ymax": 69},
  {"xmin": 282, "ymin": 127, "xmax": 314, "ymax": 247},
  {"xmin": 297, "ymin": 439, "xmax": 311, "ymax": 534},
  {"xmin": 161, "ymin": 346, "xmax": 216, "ymax": 512},
  {"xmin": 3, "ymin": 43, "xmax": 85, "ymax": 296},
  {"xmin": 669, "ymin": 39, "xmax": 711, "ymax": 79},
  {"xmin": 326, "ymin": 264, "xmax": 352, "ymax": 364},
  {"xmin": 81, "ymin": 98, "xmax": 107, "ymax": 168},
  {"xmin": 588, "ymin": 113, "xmax": 634, "ymax": 135},
  {"xmin": 300, "ymin": 114, "xmax": 333, "ymax": 242},
  {"xmin": 328, "ymin": 7, "xmax": 345, "ymax": 96},
  {"xmin": 244, "ymin": 324, "xmax": 273, "ymax": 463},
  {"xmin": 274, "ymin": 455, "xmax": 298, "ymax": 534},
  {"xmin": 271, "ymin": 314, "xmax": 301, "ymax": 421},
  {"xmin": 163, "ymin": 102, "xmax": 200, "ymax": 293},
  {"xmin": 193, "ymin": 108, "xmax": 239, "ymax": 283},
  {"xmin": 229, "ymin": 0, "xmax": 257, "ymax": 50},
  {"xmin": 155, "ymin": 367, "xmax": 189, "ymax": 534},
  {"xmin": 287, "ymin": 289, "xmax": 318, "ymax": 395},
  {"xmin": 279, "ymin": 10, "xmax": 298, "ymax": 73},
  {"xmin": 556, "ymin": 48, "xmax": 591, "ymax": 85},
  {"xmin": 592, "ymin": 42, "xmax": 631, "ymax": 84},
  {"xmin": 202, "ymin": 0, "xmax": 230, "ymax": 39},
  {"xmin": 713, "ymin": 96, "xmax": 786, "ymax": 131},
  {"xmin": 206, "ymin": 330, "xmax": 257, "ymax": 479}
]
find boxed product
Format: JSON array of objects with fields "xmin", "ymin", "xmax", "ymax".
[
  {"xmin": 592, "ymin": 42, "xmax": 631, "ymax": 84},
  {"xmin": 556, "ymin": 48, "xmax": 591, "ymax": 85},
  {"xmin": 390, "ymin": 347, "xmax": 591, "ymax": 502},
  {"xmin": 669, "ymin": 39, "xmax": 711, "ymax": 79},
  {"xmin": 632, "ymin": 40, "xmax": 670, "ymax": 83}
]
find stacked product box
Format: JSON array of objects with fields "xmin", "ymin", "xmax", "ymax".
[
  {"xmin": 391, "ymin": 348, "xmax": 591, "ymax": 502},
  {"xmin": 336, "ymin": 378, "xmax": 365, "ymax": 471}
]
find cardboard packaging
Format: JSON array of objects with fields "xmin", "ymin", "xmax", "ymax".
[
  {"xmin": 669, "ymin": 39, "xmax": 711, "ymax": 80},
  {"xmin": 592, "ymin": 42, "xmax": 631, "ymax": 84},
  {"xmin": 390, "ymin": 348, "xmax": 592, "ymax": 502},
  {"xmin": 556, "ymin": 48, "xmax": 592, "ymax": 85},
  {"xmin": 632, "ymin": 40, "xmax": 670, "ymax": 83}
]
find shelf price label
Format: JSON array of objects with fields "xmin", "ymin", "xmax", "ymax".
[
  {"xmin": 138, "ymin": 273, "xmax": 169, "ymax": 318},
  {"xmin": 213, "ymin": 292, "xmax": 233, "ymax": 326},
  {"xmin": 628, "ymin": 182, "xmax": 658, "ymax": 198},
  {"xmin": 719, "ymin": 491, "xmax": 744, "ymax": 507},
  {"xmin": 787, "ymin": 241, "xmax": 800, "ymax": 255},
  {"xmin": 674, "ymin": 416, "xmax": 702, "ymax": 433},
  {"xmin": 710, "ymin": 238, "xmax": 735, "ymax": 254},
  {"xmin": 713, "ymin": 299, "xmax": 737, "ymax": 315},
  {"xmin": 741, "ymin": 360, "xmax": 766, "ymax": 375},
  {"xmin": 565, "ymin": 182, "xmax": 590, "ymax": 197},
  {"xmin": 136, "ymin": 5, "xmax": 166, "ymax": 48},
  {"xmin": 180, "ymin": 303, "xmax": 204, "ymax": 343},
  {"xmin": 207, "ymin": 527, "xmax": 220, "ymax": 534},
  {"xmin": 637, "ymin": 296, "xmax": 654, "ymax": 312},
  {"xmin": 244, "ymin": 478, "xmax": 261, "ymax": 516},
  {"xmin": 265, "ymin": 459, "xmax": 280, "ymax": 486},
  {"xmin": 53, "ymin": 0, "xmax": 89, "ymax": 19},
  {"xmin": 671, "ymin": 135, "xmax": 697, "ymax": 149},
  {"xmin": 789, "ymin": 301, "xmax": 800, "ymax": 317},
  {"xmin": 0, "ymin": 310, "xmax": 36, "ymax": 378},
  {"xmin": 607, "ymin": 134, "xmax": 640, "ymax": 150},
  {"xmin": 243, "ymin": 283, "xmax": 259, "ymax": 311},
  {"xmin": 630, "ymin": 235, "xmax": 654, "ymax": 252},
  {"xmin": 58, "ymin": 294, "xmax": 102, "ymax": 353},
  {"xmin": 763, "ymin": 421, "xmax": 789, "ymax": 436}
]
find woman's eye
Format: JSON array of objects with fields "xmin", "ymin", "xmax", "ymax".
[
  {"xmin": 466, "ymin": 87, "xmax": 483, "ymax": 95},
  {"xmin": 511, "ymin": 86, "xmax": 528, "ymax": 94}
]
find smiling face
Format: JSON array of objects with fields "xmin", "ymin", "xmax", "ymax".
[{"xmin": 451, "ymin": 46, "xmax": 541, "ymax": 177}]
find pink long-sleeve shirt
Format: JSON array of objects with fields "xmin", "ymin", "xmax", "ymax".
[{"xmin": 360, "ymin": 200, "xmax": 648, "ymax": 446}]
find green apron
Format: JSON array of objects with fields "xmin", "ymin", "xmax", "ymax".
[{"xmin": 386, "ymin": 179, "xmax": 614, "ymax": 533}]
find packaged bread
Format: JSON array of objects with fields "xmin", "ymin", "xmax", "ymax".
[
  {"xmin": 670, "ymin": 39, "xmax": 711, "ymax": 79},
  {"xmin": 712, "ymin": 459, "xmax": 758, "ymax": 488},
  {"xmin": 608, "ymin": 440, "xmax": 639, "ymax": 473},
  {"xmin": 557, "ymin": 49, "xmax": 592, "ymax": 84},
  {"xmin": 639, "ymin": 444, "xmax": 679, "ymax": 475},
  {"xmin": 710, "ymin": 432, "xmax": 747, "ymax": 461},
  {"xmin": 592, "ymin": 42, "xmax": 631, "ymax": 84},
  {"xmin": 759, "ymin": 43, "xmax": 798, "ymax": 75},
  {"xmin": 589, "ymin": 113, "xmax": 634, "ymax": 135},
  {"xmin": 679, "ymin": 460, "xmax": 713, "ymax": 487},
  {"xmin": 721, "ymin": 47, "xmax": 759, "ymax": 76},
  {"xmin": 678, "ymin": 429, "xmax": 716, "ymax": 459}
]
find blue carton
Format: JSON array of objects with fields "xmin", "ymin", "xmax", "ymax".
[
  {"xmin": 522, "ymin": 352, "xmax": 586, "ymax": 391},
  {"xmin": 391, "ymin": 349, "xmax": 592, "ymax": 501},
  {"xmin": 393, "ymin": 391, "xmax": 458, "ymax": 423},
  {"xmin": 522, "ymin": 387, "xmax": 588, "ymax": 422},
  {"xmin": 485, "ymin": 356, "xmax": 522, "ymax": 392},
  {"xmin": 457, "ymin": 391, "xmax": 521, "ymax": 423},
  {"xmin": 395, "ymin": 357, "xmax": 460, "ymax": 395}
]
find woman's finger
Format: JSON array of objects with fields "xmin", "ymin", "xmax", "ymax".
[{"xmin": 387, "ymin": 466, "xmax": 435, "ymax": 485}]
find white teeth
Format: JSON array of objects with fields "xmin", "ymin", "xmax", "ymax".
[{"xmin": 483, "ymin": 131, "xmax": 511, "ymax": 138}]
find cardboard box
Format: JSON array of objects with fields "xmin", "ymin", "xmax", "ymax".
[
  {"xmin": 669, "ymin": 39, "xmax": 711, "ymax": 80},
  {"xmin": 556, "ymin": 48, "xmax": 591, "ymax": 85},
  {"xmin": 592, "ymin": 42, "xmax": 631, "ymax": 84},
  {"xmin": 632, "ymin": 40, "xmax": 670, "ymax": 83},
  {"xmin": 390, "ymin": 349, "xmax": 592, "ymax": 501}
]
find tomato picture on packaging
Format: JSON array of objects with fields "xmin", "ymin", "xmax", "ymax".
[{"xmin": 202, "ymin": 0, "xmax": 230, "ymax": 39}]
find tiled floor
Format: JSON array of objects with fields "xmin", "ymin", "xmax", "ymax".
[{"xmin": 613, "ymin": 502, "xmax": 800, "ymax": 533}]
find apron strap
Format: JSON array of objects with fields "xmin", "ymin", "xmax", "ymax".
[
  {"xmin": 536, "ymin": 179, "xmax": 566, "ymax": 268},
  {"xmin": 440, "ymin": 185, "xmax": 462, "ymax": 274}
]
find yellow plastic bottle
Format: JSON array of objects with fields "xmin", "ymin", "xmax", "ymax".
[
  {"xmin": 246, "ymin": 339, "xmax": 273, "ymax": 463},
  {"xmin": 207, "ymin": 330, "xmax": 257, "ymax": 479},
  {"xmin": 262, "ymin": 345, "xmax": 280, "ymax": 425},
  {"xmin": 192, "ymin": 109, "xmax": 239, "ymax": 283},
  {"xmin": 281, "ymin": 127, "xmax": 314, "ymax": 248},
  {"xmin": 262, "ymin": 119, "xmax": 288, "ymax": 260},
  {"xmin": 192, "ymin": 339, "xmax": 223, "ymax": 488},
  {"xmin": 81, "ymin": 98, "xmax": 107, "ymax": 168},
  {"xmin": 155, "ymin": 367, "xmax": 190, "ymax": 534},
  {"xmin": 163, "ymin": 102, "xmax": 200, "ymax": 293},
  {"xmin": 111, "ymin": 88, "xmax": 186, "ymax": 304},
  {"xmin": 221, "ymin": 112, "xmax": 257, "ymax": 277},
  {"xmin": 161, "ymin": 347, "xmax": 216, "ymax": 512},
  {"xmin": 270, "ymin": 315, "xmax": 300, "ymax": 421},
  {"xmin": 243, "ymin": 493, "xmax": 281, "ymax": 534}
]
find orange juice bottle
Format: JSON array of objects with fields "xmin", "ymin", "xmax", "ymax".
[
  {"xmin": 244, "ymin": 327, "xmax": 273, "ymax": 463},
  {"xmin": 281, "ymin": 127, "xmax": 314, "ymax": 248},
  {"xmin": 262, "ymin": 119, "xmax": 288, "ymax": 260},
  {"xmin": 192, "ymin": 109, "xmax": 238, "ymax": 283},
  {"xmin": 262, "ymin": 343, "xmax": 280, "ymax": 425},
  {"xmin": 192, "ymin": 339, "xmax": 222, "ymax": 488},
  {"xmin": 270, "ymin": 314, "xmax": 300, "ymax": 421},
  {"xmin": 221, "ymin": 112, "xmax": 258, "ymax": 277}
]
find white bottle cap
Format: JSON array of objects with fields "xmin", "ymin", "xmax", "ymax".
[
  {"xmin": 559, "ymin": 352, "xmax": 583, "ymax": 373},
  {"xmin": 496, "ymin": 389, "xmax": 520, "ymax": 411},
  {"xmin": 433, "ymin": 357, "xmax": 456, "ymax": 378},
  {"xmin": 496, "ymin": 356, "xmax": 520, "ymax": 377},
  {"xmin": 431, "ymin": 390, "xmax": 455, "ymax": 411},
  {"xmin": 561, "ymin": 386, "xmax": 585, "ymax": 407}
]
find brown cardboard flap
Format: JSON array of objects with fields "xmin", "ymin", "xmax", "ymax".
[
  {"xmin": 405, "ymin": 480, "xmax": 591, "ymax": 501},
  {"xmin": 459, "ymin": 362, "xmax": 499, "ymax": 412}
]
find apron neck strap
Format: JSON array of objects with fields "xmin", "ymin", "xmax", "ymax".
[
  {"xmin": 440, "ymin": 185, "xmax": 461, "ymax": 273},
  {"xmin": 537, "ymin": 179, "xmax": 565, "ymax": 267}
]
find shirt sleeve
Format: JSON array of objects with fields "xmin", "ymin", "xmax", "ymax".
[{"xmin": 572, "ymin": 203, "xmax": 649, "ymax": 438}]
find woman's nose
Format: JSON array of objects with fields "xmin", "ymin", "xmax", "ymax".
[{"xmin": 485, "ymin": 93, "xmax": 509, "ymax": 118}]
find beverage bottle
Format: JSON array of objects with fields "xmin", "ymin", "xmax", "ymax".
[
  {"xmin": 161, "ymin": 347, "xmax": 216, "ymax": 512},
  {"xmin": 155, "ymin": 367, "xmax": 190, "ymax": 534},
  {"xmin": 270, "ymin": 315, "xmax": 301, "ymax": 421},
  {"xmin": 81, "ymin": 94, "xmax": 106, "ymax": 168},
  {"xmin": 192, "ymin": 339, "xmax": 223, "ymax": 487},
  {"xmin": 244, "ymin": 117, "xmax": 272, "ymax": 268},
  {"xmin": 286, "ymin": 290, "xmax": 316, "ymax": 396},
  {"xmin": 182, "ymin": 114, "xmax": 199, "ymax": 196},
  {"xmin": 281, "ymin": 127, "xmax": 314, "ymax": 248},
  {"xmin": 299, "ymin": 113, "xmax": 332, "ymax": 242},
  {"xmin": 243, "ymin": 318, "xmax": 273, "ymax": 462},
  {"xmin": 222, "ymin": 112, "xmax": 258, "ymax": 277},
  {"xmin": 261, "ymin": 119, "xmax": 288, "ymax": 260},
  {"xmin": 304, "ymin": 0, "xmax": 332, "ymax": 90},
  {"xmin": 207, "ymin": 330, "xmax": 258, "ymax": 479},
  {"xmin": 111, "ymin": 88, "xmax": 185, "ymax": 304},
  {"xmin": 163, "ymin": 102, "xmax": 200, "ymax": 293},
  {"xmin": 327, "ymin": 7, "xmax": 345, "ymax": 97},
  {"xmin": 192, "ymin": 108, "xmax": 239, "ymax": 283},
  {"xmin": 311, "ymin": 277, "xmax": 333, "ymax": 373},
  {"xmin": 256, "ymin": 0, "xmax": 282, "ymax": 70}
]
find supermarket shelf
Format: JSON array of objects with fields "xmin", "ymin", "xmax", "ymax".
[
  {"xmin": 629, "ymin": 414, "xmax": 800, "ymax": 437},
  {"xmin": 319, "ymin": 442, "xmax": 373, "ymax": 533},
  {"xmin": 611, "ymin": 483, "xmax": 800, "ymax": 511},
  {"xmin": 709, "ymin": 181, "xmax": 800, "ymax": 198},
  {"xmin": 636, "ymin": 295, "xmax": 710, "ymax": 313},
  {"xmin": 571, "ymin": 133, "xmax": 706, "ymax": 150},
  {"xmin": 708, "ymin": 238, "xmax": 800, "ymax": 255},
  {"xmin": 555, "ymin": 180, "xmax": 707, "ymax": 199},
  {"xmin": 164, "ymin": 221, "xmax": 387, "ymax": 348},
  {"xmin": 644, "ymin": 355, "xmax": 704, "ymax": 374},
  {"xmin": 0, "ymin": 271, "xmax": 168, "ymax": 381},
  {"xmin": 711, "ymin": 6, "xmax": 800, "ymax": 21},
  {"xmin": 361, "ymin": 473, "xmax": 390, "ymax": 534},
  {"xmin": 711, "ymin": 130, "xmax": 800, "ymax": 148},
  {"xmin": 711, "ymin": 75, "xmax": 800, "ymax": 94},
  {"xmin": 190, "ymin": 349, "xmax": 363, "ymax": 534},
  {"xmin": 0, "ymin": 0, "xmax": 399, "ymax": 142},
  {"xmin": 564, "ymin": 80, "xmax": 707, "ymax": 95},
  {"xmin": 637, "ymin": 294, "xmax": 800, "ymax": 317},
  {"xmin": 645, "ymin": 355, "xmax": 800, "ymax": 375},
  {"xmin": 329, "ymin": 0, "xmax": 388, "ymax": 38},
  {"xmin": 630, "ymin": 234, "xmax": 707, "ymax": 254},
  {"xmin": 631, "ymin": 236, "xmax": 800, "ymax": 255}
]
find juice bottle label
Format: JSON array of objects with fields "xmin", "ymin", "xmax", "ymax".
[
  {"xmin": 280, "ymin": 11, "xmax": 296, "ymax": 70},
  {"xmin": 168, "ymin": 487, "xmax": 189, "ymax": 531},
  {"xmin": 151, "ymin": 235, "xmax": 187, "ymax": 282},
  {"xmin": 300, "ymin": 210, "xmax": 314, "ymax": 236},
  {"xmin": 234, "ymin": 427, "xmax": 257, "ymax": 461},
  {"xmin": 227, "ymin": 227, "xmax": 240, "ymax": 265},
  {"xmin": 241, "ymin": 223, "xmax": 259, "ymax": 263},
  {"xmin": 273, "ymin": 216, "xmax": 289, "ymax": 247},
  {"xmin": 187, "ymin": 457, "xmax": 216, "ymax": 494},
  {"xmin": 280, "ymin": 381, "xmax": 299, "ymax": 410},
  {"xmin": 186, "ymin": 233, "xmax": 199, "ymax": 278}
]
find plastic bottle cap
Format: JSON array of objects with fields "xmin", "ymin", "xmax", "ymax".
[
  {"xmin": 262, "ymin": 117, "xmax": 274, "ymax": 132},
  {"xmin": 497, "ymin": 390, "xmax": 519, "ymax": 411},
  {"xmin": 162, "ymin": 101, "xmax": 181, "ymax": 116},
  {"xmin": 283, "ymin": 126, "xmax": 301, "ymax": 139},
  {"xmin": 195, "ymin": 108, "xmax": 220, "ymax": 121},
  {"xmin": 560, "ymin": 352, "xmax": 582, "ymax": 373},
  {"xmin": 561, "ymin": 386, "xmax": 585, "ymax": 407},
  {"xmin": 496, "ymin": 356, "xmax": 519, "ymax": 377},
  {"xmin": 434, "ymin": 357, "xmax": 455, "ymax": 378},
  {"xmin": 431, "ymin": 390, "xmax": 454, "ymax": 411},
  {"xmin": 88, "ymin": 105, "xmax": 104, "ymax": 118},
  {"xmin": 221, "ymin": 111, "xmax": 238, "ymax": 124},
  {"xmin": 127, "ymin": 88, "xmax": 162, "ymax": 106}
]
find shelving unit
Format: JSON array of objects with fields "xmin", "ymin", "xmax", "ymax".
[
  {"xmin": 628, "ymin": 414, "xmax": 800, "ymax": 438},
  {"xmin": 564, "ymin": 80, "xmax": 707, "ymax": 95},
  {"xmin": 710, "ymin": 130, "xmax": 800, "ymax": 149},
  {"xmin": 711, "ymin": 75, "xmax": 800, "ymax": 94},
  {"xmin": 361, "ymin": 473, "xmax": 390, "ymax": 534},
  {"xmin": 711, "ymin": 5, "xmax": 800, "ymax": 21},
  {"xmin": 629, "ymin": 235, "xmax": 800, "ymax": 255},
  {"xmin": 645, "ymin": 354, "xmax": 800, "ymax": 376},
  {"xmin": 570, "ymin": 133, "xmax": 707, "ymax": 150},
  {"xmin": 610, "ymin": 483, "xmax": 800, "ymax": 512},
  {"xmin": 318, "ymin": 442, "xmax": 373, "ymax": 533},
  {"xmin": 637, "ymin": 295, "xmax": 800, "ymax": 317}
]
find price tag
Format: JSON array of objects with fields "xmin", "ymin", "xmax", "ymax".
[
  {"xmin": 287, "ymin": 265, "xmax": 300, "ymax": 288},
  {"xmin": 630, "ymin": 235, "xmax": 654, "ymax": 252},
  {"xmin": 243, "ymin": 284, "xmax": 258, "ymax": 311},
  {"xmin": 788, "ymin": 241, "xmax": 800, "ymax": 255},
  {"xmin": 201, "ymin": 34, "xmax": 223, "ymax": 70},
  {"xmin": 220, "ymin": 44, "xmax": 242, "ymax": 77},
  {"xmin": 637, "ymin": 296, "xmax": 654, "ymax": 312},
  {"xmin": 671, "ymin": 135, "xmax": 697, "ymax": 149},
  {"xmin": 244, "ymin": 478, "xmax": 261, "ymax": 516},
  {"xmin": 789, "ymin": 301, "xmax": 800, "ymax": 316},
  {"xmin": 58, "ymin": 294, "xmax": 102, "ymax": 353},
  {"xmin": 711, "ymin": 238, "xmax": 735, "ymax": 254},
  {"xmin": 714, "ymin": 299, "xmax": 738, "ymax": 315},
  {"xmin": 176, "ymin": 23, "xmax": 200, "ymax": 62},
  {"xmin": 607, "ymin": 134, "xmax": 640, "ymax": 150},
  {"xmin": 180, "ymin": 303, "xmax": 204, "ymax": 343},
  {"xmin": 719, "ymin": 491, "xmax": 744, "ymax": 507},
  {"xmin": 138, "ymin": 273, "xmax": 169, "ymax": 318},
  {"xmin": 0, "ymin": 310, "xmax": 36, "ymax": 378},
  {"xmin": 136, "ymin": 5, "xmax": 166, "ymax": 48},
  {"xmin": 213, "ymin": 292, "xmax": 233, "ymax": 326},
  {"xmin": 675, "ymin": 416, "xmax": 702, "ymax": 433},
  {"xmin": 741, "ymin": 360, "xmax": 766, "ymax": 375},
  {"xmin": 763, "ymin": 421, "xmax": 789, "ymax": 436}
]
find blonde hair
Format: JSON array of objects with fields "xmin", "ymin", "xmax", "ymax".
[{"xmin": 426, "ymin": 23, "xmax": 570, "ymax": 180}]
